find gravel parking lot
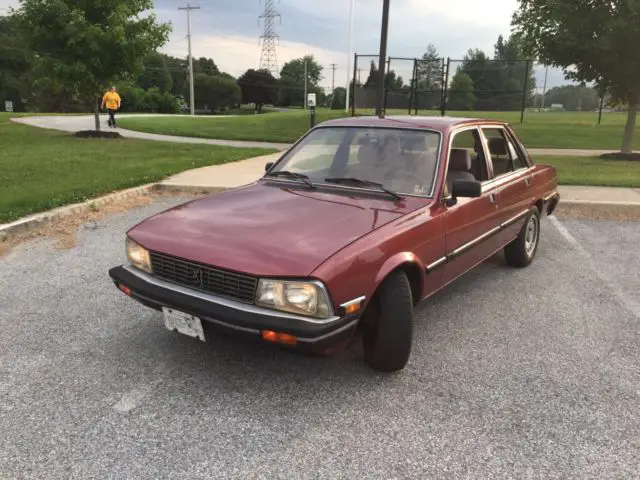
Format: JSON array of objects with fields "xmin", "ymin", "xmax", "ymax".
[{"xmin": 1, "ymin": 197, "xmax": 639, "ymax": 479}]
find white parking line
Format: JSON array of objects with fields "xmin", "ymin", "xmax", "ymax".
[
  {"xmin": 549, "ymin": 215, "xmax": 640, "ymax": 320},
  {"xmin": 548, "ymin": 215, "xmax": 580, "ymax": 248}
]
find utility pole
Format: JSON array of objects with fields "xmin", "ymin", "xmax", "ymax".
[
  {"xmin": 330, "ymin": 63, "xmax": 337, "ymax": 92},
  {"xmin": 179, "ymin": 3, "xmax": 200, "ymax": 116},
  {"xmin": 376, "ymin": 0, "xmax": 391, "ymax": 117},
  {"xmin": 345, "ymin": 0, "xmax": 355, "ymax": 113},
  {"xmin": 541, "ymin": 64, "xmax": 549, "ymax": 110},
  {"xmin": 304, "ymin": 58, "xmax": 308, "ymax": 109}
]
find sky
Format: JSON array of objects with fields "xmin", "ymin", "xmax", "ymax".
[{"xmin": 1, "ymin": 0, "xmax": 572, "ymax": 92}]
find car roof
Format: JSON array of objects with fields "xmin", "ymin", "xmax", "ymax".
[{"xmin": 318, "ymin": 115, "xmax": 506, "ymax": 132}]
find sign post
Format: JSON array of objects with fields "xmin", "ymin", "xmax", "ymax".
[{"xmin": 307, "ymin": 93, "xmax": 317, "ymax": 128}]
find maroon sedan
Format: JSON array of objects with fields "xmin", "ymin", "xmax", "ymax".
[{"xmin": 109, "ymin": 116, "xmax": 559, "ymax": 372}]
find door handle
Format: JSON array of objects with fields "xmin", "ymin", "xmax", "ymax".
[
  {"xmin": 488, "ymin": 193, "xmax": 497, "ymax": 204},
  {"xmin": 524, "ymin": 177, "xmax": 531, "ymax": 187}
]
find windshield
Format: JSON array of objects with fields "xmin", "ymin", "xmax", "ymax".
[{"xmin": 267, "ymin": 126, "xmax": 442, "ymax": 196}]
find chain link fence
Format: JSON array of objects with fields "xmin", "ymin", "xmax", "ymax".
[{"xmin": 352, "ymin": 54, "xmax": 538, "ymax": 122}]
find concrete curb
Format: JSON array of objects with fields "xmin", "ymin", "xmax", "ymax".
[
  {"xmin": 0, "ymin": 184, "xmax": 156, "ymax": 240},
  {"xmin": 2, "ymin": 186, "xmax": 639, "ymax": 243},
  {"xmin": 555, "ymin": 200, "xmax": 640, "ymax": 218}
]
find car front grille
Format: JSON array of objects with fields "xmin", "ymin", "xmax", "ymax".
[{"xmin": 149, "ymin": 252, "xmax": 258, "ymax": 304}]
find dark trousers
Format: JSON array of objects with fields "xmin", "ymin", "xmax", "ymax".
[{"xmin": 107, "ymin": 109, "xmax": 116, "ymax": 127}]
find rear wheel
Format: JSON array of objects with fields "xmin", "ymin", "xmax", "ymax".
[
  {"xmin": 504, "ymin": 208, "xmax": 540, "ymax": 268},
  {"xmin": 361, "ymin": 270, "xmax": 414, "ymax": 372}
]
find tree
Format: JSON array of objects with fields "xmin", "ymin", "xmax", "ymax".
[
  {"xmin": 15, "ymin": 0, "xmax": 170, "ymax": 131},
  {"xmin": 193, "ymin": 57, "xmax": 219, "ymax": 77},
  {"xmin": 460, "ymin": 35, "xmax": 535, "ymax": 111},
  {"xmin": 279, "ymin": 55, "xmax": 323, "ymax": 107},
  {"xmin": 416, "ymin": 43, "xmax": 443, "ymax": 109},
  {"xmin": 512, "ymin": 0, "xmax": 640, "ymax": 153},
  {"xmin": 237, "ymin": 69, "xmax": 278, "ymax": 113},
  {"xmin": 544, "ymin": 85, "xmax": 600, "ymax": 112},
  {"xmin": 137, "ymin": 52, "xmax": 173, "ymax": 93},
  {"xmin": 331, "ymin": 87, "xmax": 346, "ymax": 110},
  {"xmin": 188, "ymin": 74, "xmax": 240, "ymax": 113},
  {"xmin": 163, "ymin": 54, "xmax": 188, "ymax": 96},
  {"xmin": 448, "ymin": 70, "xmax": 476, "ymax": 110},
  {"xmin": 0, "ymin": 15, "xmax": 32, "ymax": 111}
]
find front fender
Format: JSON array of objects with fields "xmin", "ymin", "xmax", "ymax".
[{"xmin": 373, "ymin": 252, "xmax": 424, "ymax": 297}]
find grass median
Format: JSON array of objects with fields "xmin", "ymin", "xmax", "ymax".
[
  {"xmin": 0, "ymin": 113, "xmax": 276, "ymax": 223},
  {"xmin": 117, "ymin": 109, "xmax": 640, "ymax": 151},
  {"xmin": 536, "ymin": 156, "xmax": 640, "ymax": 188}
]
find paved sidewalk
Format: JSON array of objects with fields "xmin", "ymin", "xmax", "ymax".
[
  {"xmin": 10, "ymin": 115, "xmax": 636, "ymax": 157},
  {"xmin": 10, "ymin": 115, "xmax": 291, "ymax": 151}
]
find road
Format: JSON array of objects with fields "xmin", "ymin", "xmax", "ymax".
[{"xmin": 1, "ymin": 197, "xmax": 639, "ymax": 479}]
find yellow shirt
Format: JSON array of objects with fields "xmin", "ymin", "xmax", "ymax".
[{"xmin": 102, "ymin": 91, "xmax": 121, "ymax": 110}]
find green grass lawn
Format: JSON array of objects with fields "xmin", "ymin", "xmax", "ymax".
[
  {"xmin": 117, "ymin": 109, "xmax": 640, "ymax": 150},
  {"xmin": 0, "ymin": 113, "xmax": 275, "ymax": 223},
  {"xmin": 536, "ymin": 156, "xmax": 640, "ymax": 188}
]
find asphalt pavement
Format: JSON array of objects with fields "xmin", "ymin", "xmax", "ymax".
[{"xmin": 1, "ymin": 197, "xmax": 639, "ymax": 479}]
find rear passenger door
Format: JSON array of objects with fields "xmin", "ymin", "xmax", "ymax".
[{"xmin": 480, "ymin": 126, "xmax": 534, "ymax": 239}]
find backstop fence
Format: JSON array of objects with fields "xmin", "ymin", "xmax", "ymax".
[{"xmin": 351, "ymin": 54, "xmax": 538, "ymax": 122}]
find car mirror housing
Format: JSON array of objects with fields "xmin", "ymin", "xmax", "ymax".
[
  {"xmin": 446, "ymin": 179, "xmax": 482, "ymax": 207},
  {"xmin": 265, "ymin": 162, "xmax": 274, "ymax": 172}
]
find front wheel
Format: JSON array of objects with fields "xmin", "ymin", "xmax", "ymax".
[
  {"xmin": 504, "ymin": 208, "xmax": 541, "ymax": 268},
  {"xmin": 361, "ymin": 270, "xmax": 414, "ymax": 372}
]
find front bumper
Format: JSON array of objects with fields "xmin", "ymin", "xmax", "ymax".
[{"xmin": 108, "ymin": 265, "xmax": 359, "ymax": 352}]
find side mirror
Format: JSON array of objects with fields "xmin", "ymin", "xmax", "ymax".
[
  {"xmin": 446, "ymin": 179, "xmax": 482, "ymax": 207},
  {"xmin": 265, "ymin": 162, "xmax": 274, "ymax": 172}
]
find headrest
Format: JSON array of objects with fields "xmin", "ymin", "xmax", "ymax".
[
  {"xmin": 488, "ymin": 136, "xmax": 508, "ymax": 155},
  {"xmin": 449, "ymin": 148, "xmax": 471, "ymax": 172},
  {"xmin": 357, "ymin": 142, "xmax": 380, "ymax": 166}
]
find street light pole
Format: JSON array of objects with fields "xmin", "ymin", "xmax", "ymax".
[
  {"xmin": 375, "ymin": 0, "xmax": 390, "ymax": 118},
  {"xmin": 179, "ymin": 3, "xmax": 200, "ymax": 116},
  {"xmin": 345, "ymin": 0, "xmax": 355, "ymax": 113}
]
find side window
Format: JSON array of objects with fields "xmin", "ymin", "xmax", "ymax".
[
  {"xmin": 482, "ymin": 128, "xmax": 527, "ymax": 177},
  {"xmin": 504, "ymin": 132, "xmax": 529, "ymax": 170},
  {"xmin": 444, "ymin": 129, "xmax": 490, "ymax": 195}
]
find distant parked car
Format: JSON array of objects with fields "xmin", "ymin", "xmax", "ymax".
[{"xmin": 109, "ymin": 116, "xmax": 560, "ymax": 372}]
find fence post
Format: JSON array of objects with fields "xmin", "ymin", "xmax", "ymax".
[
  {"xmin": 520, "ymin": 60, "xmax": 532, "ymax": 124},
  {"xmin": 441, "ymin": 57, "xmax": 450, "ymax": 117},
  {"xmin": 351, "ymin": 53, "xmax": 358, "ymax": 116},
  {"xmin": 408, "ymin": 59, "xmax": 417, "ymax": 115},
  {"xmin": 598, "ymin": 94, "xmax": 604, "ymax": 125},
  {"xmin": 383, "ymin": 57, "xmax": 391, "ymax": 114}
]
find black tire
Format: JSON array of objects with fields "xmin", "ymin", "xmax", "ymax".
[
  {"xmin": 504, "ymin": 208, "xmax": 541, "ymax": 268},
  {"xmin": 361, "ymin": 270, "xmax": 414, "ymax": 372}
]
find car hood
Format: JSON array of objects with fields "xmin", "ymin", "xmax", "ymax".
[{"xmin": 128, "ymin": 182, "xmax": 425, "ymax": 277}]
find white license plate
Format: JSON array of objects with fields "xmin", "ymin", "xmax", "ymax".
[{"xmin": 162, "ymin": 307, "xmax": 205, "ymax": 342}]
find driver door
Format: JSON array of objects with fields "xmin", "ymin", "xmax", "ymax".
[{"xmin": 441, "ymin": 127, "xmax": 503, "ymax": 285}]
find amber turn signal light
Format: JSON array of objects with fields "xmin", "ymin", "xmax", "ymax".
[
  {"xmin": 343, "ymin": 302, "xmax": 361, "ymax": 315},
  {"xmin": 261, "ymin": 330, "xmax": 297, "ymax": 345}
]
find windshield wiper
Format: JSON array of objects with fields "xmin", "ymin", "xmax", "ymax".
[
  {"xmin": 324, "ymin": 177, "xmax": 404, "ymax": 200},
  {"xmin": 265, "ymin": 170, "xmax": 315, "ymax": 188}
]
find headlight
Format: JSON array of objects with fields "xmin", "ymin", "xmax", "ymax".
[
  {"xmin": 126, "ymin": 237, "xmax": 152, "ymax": 273},
  {"xmin": 256, "ymin": 279, "xmax": 333, "ymax": 318}
]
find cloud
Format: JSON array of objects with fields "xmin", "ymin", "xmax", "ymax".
[{"xmin": 2, "ymin": 0, "xmax": 579, "ymax": 90}]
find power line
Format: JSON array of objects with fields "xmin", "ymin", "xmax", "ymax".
[
  {"xmin": 178, "ymin": 3, "xmax": 200, "ymax": 116},
  {"xmin": 258, "ymin": 0, "xmax": 281, "ymax": 76}
]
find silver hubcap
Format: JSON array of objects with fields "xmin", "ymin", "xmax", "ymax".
[{"xmin": 524, "ymin": 215, "xmax": 539, "ymax": 257}]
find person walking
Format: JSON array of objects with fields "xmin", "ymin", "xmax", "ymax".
[{"xmin": 101, "ymin": 86, "xmax": 121, "ymax": 128}]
